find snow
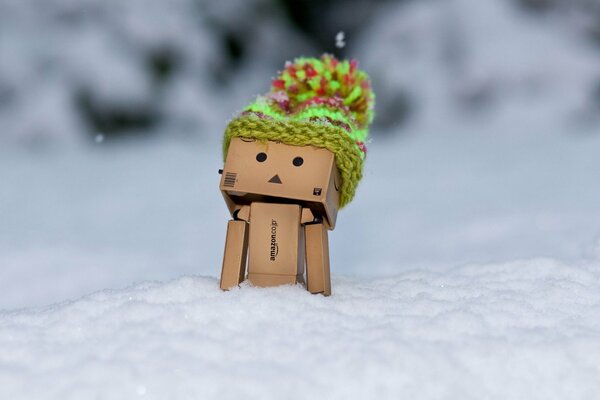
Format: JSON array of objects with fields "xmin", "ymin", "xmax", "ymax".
[
  {"xmin": 1, "ymin": 259, "xmax": 600, "ymax": 399},
  {"xmin": 355, "ymin": 0, "xmax": 600, "ymax": 131},
  {"xmin": 0, "ymin": 0, "xmax": 310, "ymax": 145},
  {"xmin": 335, "ymin": 31, "xmax": 346, "ymax": 49},
  {"xmin": 3, "ymin": 0, "xmax": 599, "ymax": 146}
]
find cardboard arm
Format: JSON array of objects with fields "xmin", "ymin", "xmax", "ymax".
[
  {"xmin": 220, "ymin": 218, "xmax": 249, "ymax": 290},
  {"xmin": 304, "ymin": 222, "xmax": 331, "ymax": 296}
]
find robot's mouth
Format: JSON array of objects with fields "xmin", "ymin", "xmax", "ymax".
[{"xmin": 268, "ymin": 174, "xmax": 282, "ymax": 184}]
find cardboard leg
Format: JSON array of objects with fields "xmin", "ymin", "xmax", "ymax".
[
  {"xmin": 304, "ymin": 223, "xmax": 331, "ymax": 296},
  {"xmin": 220, "ymin": 220, "xmax": 248, "ymax": 290}
]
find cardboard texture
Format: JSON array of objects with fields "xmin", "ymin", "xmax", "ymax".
[
  {"xmin": 247, "ymin": 273, "xmax": 305, "ymax": 287},
  {"xmin": 220, "ymin": 220, "xmax": 248, "ymax": 290},
  {"xmin": 305, "ymin": 223, "xmax": 331, "ymax": 296},
  {"xmin": 247, "ymin": 202, "xmax": 304, "ymax": 286},
  {"xmin": 220, "ymin": 138, "xmax": 340, "ymax": 229}
]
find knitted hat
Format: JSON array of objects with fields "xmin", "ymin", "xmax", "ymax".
[{"xmin": 223, "ymin": 54, "xmax": 375, "ymax": 208}]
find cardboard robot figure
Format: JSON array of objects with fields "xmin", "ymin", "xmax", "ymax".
[{"xmin": 218, "ymin": 55, "xmax": 375, "ymax": 295}]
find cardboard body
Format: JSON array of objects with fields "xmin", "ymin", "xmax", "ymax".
[
  {"xmin": 247, "ymin": 273, "xmax": 305, "ymax": 287},
  {"xmin": 220, "ymin": 138, "xmax": 340, "ymax": 229},
  {"xmin": 247, "ymin": 202, "xmax": 305, "ymax": 286}
]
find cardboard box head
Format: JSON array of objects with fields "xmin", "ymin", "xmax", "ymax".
[{"xmin": 220, "ymin": 138, "xmax": 340, "ymax": 229}]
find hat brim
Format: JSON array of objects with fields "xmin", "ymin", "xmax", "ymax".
[{"xmin": 223, "ymin": 116, "xmax": 363, "ymax": 208}]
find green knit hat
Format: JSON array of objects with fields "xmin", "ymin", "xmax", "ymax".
[{"xmin": 223, "ymin": 54, "xmax": 375, "ymax": 208}]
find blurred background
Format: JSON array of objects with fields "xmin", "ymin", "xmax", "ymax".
[{"xmin": 1, "ymin": 0, "xmax": 600, "ymax": 309}]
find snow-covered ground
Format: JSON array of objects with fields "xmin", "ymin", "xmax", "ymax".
[{"xmin": 1, "ymin": 260, "xmax": 600, "ymax": 399}]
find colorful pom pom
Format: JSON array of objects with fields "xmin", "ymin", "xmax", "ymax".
[{"xmin": 270, "ymin": 54, "xmax": 375, "ymax": 129}]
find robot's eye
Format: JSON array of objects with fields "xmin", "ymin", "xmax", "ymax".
[
  {"xmin": 292, "ymin": 156, "xmax": 304, "ymax": 167},
  {"xmin": 256, "ymin": 152, "xmax": 267, "ymax": 162}
]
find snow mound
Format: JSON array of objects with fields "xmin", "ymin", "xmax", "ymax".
[{"xmin": 2, "ymin": 258, "xmax": 600, "ymax": 399}]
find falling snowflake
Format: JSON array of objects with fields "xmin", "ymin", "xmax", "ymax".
[{"xmin": 335, "ymin": 31, "xmax": 345, "ymax": 49}]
